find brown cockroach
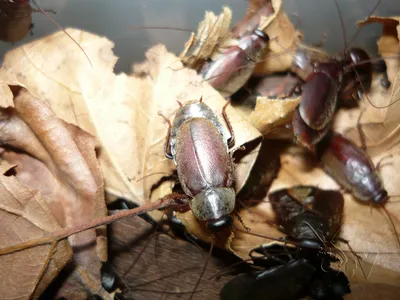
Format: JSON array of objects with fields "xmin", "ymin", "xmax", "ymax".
[{"xmin": 159, "ymin": 98, "xmax": 236, "ymax": 232}]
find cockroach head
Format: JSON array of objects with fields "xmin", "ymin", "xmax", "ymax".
[
  {"xmin": 371, "ymin": 189, "xmax": 389, "ymax": 204},
  {"xmin": 190, "ymin": 187, "xmax": 236, "ymax": 232}
]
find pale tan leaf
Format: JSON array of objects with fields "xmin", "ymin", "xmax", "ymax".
[
  {"xmin": 180, "ymin": 7, "xmax": 233, "ymax": 68},
  {"xmin": 250, "ymin": 96, "xmax": 301, "ymax": 135}
]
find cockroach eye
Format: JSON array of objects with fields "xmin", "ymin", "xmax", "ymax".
[
  {"xmin": 206, "ymin": 215, "xmax": 233, "ymax": 232},
  {"xmin": 371, "ymin": 190, "xmax": 388, "ymax": 204}
]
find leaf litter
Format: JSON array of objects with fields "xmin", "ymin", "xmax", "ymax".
[{"xmin": 0, "ymin": 0, "xmax": 399, "ymax": 298}]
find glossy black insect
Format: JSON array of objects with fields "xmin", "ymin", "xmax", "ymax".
[{"xmin": 220, "ymin": 186, "xmax": 351, "ymax": 300}]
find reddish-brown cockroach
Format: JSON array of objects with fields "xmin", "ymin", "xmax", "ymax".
[
  {"xmin": 316, "ymin": 132, "xmax": 400, "ymax": 247},
  {"xmin": 159, "ymin": 98, "xmax": 236, "ymax": 232},
  {"xmin": 290, "ymin": 0, "xmax": 390, "ymax": 149},
  {"xmin": 200, "ymin": 29, "xmax": 270, "ymax": 97},
  {"xmin": 317, "ymin": 132, "xmax": 388, "ymax": 204},
  {"xmin": 0, "ymin": 0, "xmax": 92, "ymax": 66}
]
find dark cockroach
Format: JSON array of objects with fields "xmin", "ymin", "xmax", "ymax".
[
  {"xmin": 159, "ymin": 98, "xmax": 236, "ymax": 232},
  {"xmin": 220, "ymin": 186, "xmax": 351, "ymax": 300},
  {"xmin": 268, "ymin": 186, "xmax": 344, "ymax": 248},
  {"xmin": 200, "ymin": 28, "xmax": 270, "ymax": 97}
]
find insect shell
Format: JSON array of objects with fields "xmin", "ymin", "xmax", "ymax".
[{"xmin": 168, "ymin": 100, "xmax": 236, "ymax": 232}]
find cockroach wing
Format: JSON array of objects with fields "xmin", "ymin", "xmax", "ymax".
[
  {"xmin": 317, "ymin": 133, "xmax": 384, "ymax": 202},
  {"xmin": 299, "ymin": 72, "xmax": 339, "ymax": 130},
  {"xmin": 174, "ymin": 118, "xmax": 234, "ymax": 197}
]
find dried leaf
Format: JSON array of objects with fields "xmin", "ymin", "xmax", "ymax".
[
  {"xmin": 250, "ymin": 96, "xmax": 301, "ymax": 135},
  {"xmin": 0, "ymin": 163, "xmax": 73, "ymax": 300},
  {"xmin": 180, "ymin": 7, "xmax": 233, "ymax": 68},
  {"xmin": 0, "ymin": 89, "xmax": 108, "ymax": 298}
]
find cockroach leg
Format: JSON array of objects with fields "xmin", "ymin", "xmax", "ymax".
[
  {"xmin": 176, "ymin": 100, "xmax": 183, "ymax": 107},
  {"xmin": 380, "ymin": 73, "xmax": 391, "ymax": 89},
  {"xmin": 376, "ymin": 155, "xmax": 393, "ymax": 171},
  {"xmin": 356, "ymin": 109, "xmax": 367, "ymax": 150},
  {"xmin": 234, "ymin": 212, "xmax": 251, "ymax": 232},
  {"xmin": 158, "ymin": 111, "xmax": 173, "ymax": 159},
  {"xmin": 222, "ymin": 99, "xmax": 235, "ymax": 148},
  {"xmin": 32, "ymin": 8, "xmax": 56, "ymax": 14},
  {"xmin": 312, "ymin": 32, "xmax": 328, "ymax": 48}
]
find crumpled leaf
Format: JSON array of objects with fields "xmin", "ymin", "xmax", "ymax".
[
  {"xmin": 342, "ymin": 17, "xmax": 400, "ymax": 156},
  {"xmin": 0, "ymin": 161, "xmax": 73, "ymax": 300},
  {"xmin": 180, "ymin": 7, "xmax": 233, "ymax": 68},
  {"xmin": 0, "ymin": 88, "xmax": 108, "ymax": 298},
  {"xmin": 250, "ymin": 96, "xmax": 300, "ymax": 135}
]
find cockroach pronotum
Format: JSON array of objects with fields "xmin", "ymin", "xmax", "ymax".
[
  {"xmin": 220, "ymin": 186, "xmax": 351, "ymax": 300},
  {"xmin": 159, "ymin": 98, "xmax": 236, "ymax": 232}
]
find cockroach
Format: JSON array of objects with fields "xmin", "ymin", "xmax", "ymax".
[
  {"xmin": 200, "ymin": 28, "xmax": 270, "ymax": 97},
  {"xmin": 159, "ymin": 98, "xmax": 236, "ymax": 232},
  {"xmin": 291, "ymin": 0, "xmax": 392, "ymax": 149},
  {"xmin": 220, "ymin": 186, "xmax": 351, "ymax": 300},
  {"xmin": 316, "ymin": 131, "xmax": 400, "ymax": 247},
  {"xmin": 0, "ymin": 0, "xmax": 92, "ymax": 66},
  {"xmin": 317, "ymin": 132, "xmax": 387, "ymax": 203}
]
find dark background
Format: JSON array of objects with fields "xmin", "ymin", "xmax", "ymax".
[{"xmin": 1, "ymin": 0, "xmax": 399, "ymax": 74}]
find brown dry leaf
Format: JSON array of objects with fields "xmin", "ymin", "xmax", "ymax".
[
  {"xmin": 0, "ymin": 88, "xmax": 108, "ymax": 298},
  {"xmin": 251, "ymin": 0, "xmax": 302, "ymax": 75},
  {"xmin": 180, "ymin": 7, "xmax": 233, "ymax": 68},
  {"xmin": 0, "ymin": 161, "xmax": 73, "ymax": 300}
]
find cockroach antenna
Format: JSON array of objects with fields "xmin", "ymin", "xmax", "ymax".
[{"xmin": 30, "ymin": 0, "xmax": 93, "ymax": 68}]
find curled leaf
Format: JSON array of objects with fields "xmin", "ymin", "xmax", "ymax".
[
  {"xmin": 180, "ymin": 7, "xmax": 233, "ymax": 68},
  {"xmin": 0, "ymin": 88, "xmax": 108, "ymax": 298}
]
